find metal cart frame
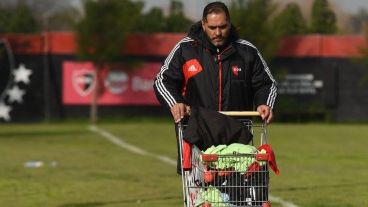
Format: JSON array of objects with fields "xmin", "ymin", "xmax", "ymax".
[{"xmin": 178, "ymin": 111, "xmax": 272, "ymax": 207}]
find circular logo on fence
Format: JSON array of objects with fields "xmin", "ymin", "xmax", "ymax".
[
  {"xmin": 72, "ymin": 69, "xmax": 96, "ymax": 97},
  {"xmin": 104, "ymin": 70, "xmax": 128, "ymax": 94}
]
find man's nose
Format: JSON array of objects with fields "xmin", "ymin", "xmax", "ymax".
[{"xmin": 215, "ymin": 28, "xmax": 221, "ymax": 36}]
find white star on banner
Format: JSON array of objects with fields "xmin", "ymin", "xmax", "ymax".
[
  {"xmin": 0, "ymin": 102, "xmax": 12, "ymax": 121},
  {"xmin": 7, "ymin": 85, "xmax": 25, "ymax": 104},
  {"xmin": 13, "ymin": 64, "xmax": 32, "ymax": 84}
]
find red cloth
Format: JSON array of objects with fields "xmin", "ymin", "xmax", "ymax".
[
  {"xmin": 258, "ymin": 144, "xmax": 280, "ymax": 175},
  {"xmin": 247, "ymin": 144, "xmax": 280, "ymax": 175}
]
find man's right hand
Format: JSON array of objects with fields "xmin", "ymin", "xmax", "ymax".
[
  {"xmin": 170, "ymin": 103, "xmax": 190, "ymax": 123},
  {"xmin": 257, "ymin": 104, "xmax": 273, "ymax": 124}
]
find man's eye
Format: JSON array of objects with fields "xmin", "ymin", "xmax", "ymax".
[{"xmin": 209, "ymin": 26, "xmax": 216, "ymax": 30}]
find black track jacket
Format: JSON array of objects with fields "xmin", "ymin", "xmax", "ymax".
[{"xmin": 153, "ymin": 22, "xmax": 277, "ymax": 111}]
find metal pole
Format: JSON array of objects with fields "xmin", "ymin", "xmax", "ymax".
[{"xmin": 42, "ymin": 16, "xmax": 51, "ymax": 122}]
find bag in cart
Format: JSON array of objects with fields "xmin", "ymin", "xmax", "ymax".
[{"xmin": 177, "ymin": 108, "xmax": 280, "ymax": 207}]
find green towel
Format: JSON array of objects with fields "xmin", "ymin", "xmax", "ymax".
[{"xmin": 202, "ymin": 143, "xmax": 258, "ymax": 173}]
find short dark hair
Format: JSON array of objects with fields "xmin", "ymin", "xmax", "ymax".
[{"xmin": 202, "ymin": 1, "xmax": 230, "ymax": 22}]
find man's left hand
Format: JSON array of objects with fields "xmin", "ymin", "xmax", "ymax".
[{"xmin": 257, "ymin": 105, "xmax": 273, "ymax": 124}]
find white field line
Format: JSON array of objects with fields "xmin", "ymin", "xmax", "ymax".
[
  {"xmin": 88, "ymin": 125, "xmax": 299, "ymax": 207},
  {"xmin": 269, "ymin": 195, "xmax": 299, "ymax": 207},
  {"xmin": 88, "ymin": 125, "xmax": 176, "ymax": 166}
]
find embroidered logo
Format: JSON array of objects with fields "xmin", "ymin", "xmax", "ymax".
[
  {"xmin": 182, "ymin": 59, "xmax": 203, "ymax": 95},
  {"xmin": 188, "ymin": 65, "xmax": 197, "ymax": 72},
  {"xmin": 232, "ymin": 65, "xmax": 242, "ymax": 76},
  {"xmin": 182, "ymin": 59, "xmax": 203, "ymax": 79}
]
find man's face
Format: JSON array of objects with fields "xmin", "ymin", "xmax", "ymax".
[{"xmin": 202, "ymin": 12, "xmax": 230, "ymax": 47}]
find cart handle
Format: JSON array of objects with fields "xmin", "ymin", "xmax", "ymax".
[
  {"xmin": 220, "ymin": 111, "xmax": 268, "ymax": 145},
  {"xmin": 219, "ymin": 111, "xmax": 260, "ymax": 116}
]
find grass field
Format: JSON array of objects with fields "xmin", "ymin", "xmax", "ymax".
[{"xmin": 0, "ymin": 120, "xmax": 367, "ymax": 207}]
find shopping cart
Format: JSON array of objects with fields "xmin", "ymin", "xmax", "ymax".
[{"xmin": 178, "ymin": 111, "xmax": 273, "ymax": 207}]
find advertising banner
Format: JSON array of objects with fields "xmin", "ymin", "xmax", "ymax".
[{"xmin": 63, "ymin": 61, "xmax": 161, "ymax": 105}]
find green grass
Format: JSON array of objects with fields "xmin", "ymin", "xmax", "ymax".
[
  {"xmin": 0, "ymin": 121, "xmax": 367, "ymax": 207},
  {"xmin": 269, "ymin": 124, "xmax": 368, "ymax": 207}
]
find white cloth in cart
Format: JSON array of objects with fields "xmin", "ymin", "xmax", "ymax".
[{"xmin": 202, "ymin": 143, "xmax": 260, "ymax": 173}]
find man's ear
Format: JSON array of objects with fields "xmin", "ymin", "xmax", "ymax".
[{"xmin": 201, "ymin": 20, "xmax": 205, "ymax": 31}]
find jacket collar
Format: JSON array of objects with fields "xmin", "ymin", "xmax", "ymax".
[{"xmin": 187, "ymin": 21, "xmax": 239, "ymax": 54}]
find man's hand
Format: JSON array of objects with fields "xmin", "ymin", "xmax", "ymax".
[
  {"xmin": 257, "ymin": 105, "xmax": 273, "ymax": 124},
  {"xmin": 170, "ymin": 103, "xmax": 190, "ymax": 123}
]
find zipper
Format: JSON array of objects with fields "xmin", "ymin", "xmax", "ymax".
[
  {"xmin": 216, "ymin": 46, "xmax": 231, "ymax": 111},
  {"xmin": 218, "ymin": 52, "xmax": 222, "ymax": 111}
]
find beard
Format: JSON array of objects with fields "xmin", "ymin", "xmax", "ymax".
[
  {"xmin": 211, "ymin": 37, "xmax": 225, "ymax": 47},
  {"xmin": 204, "ymin": 33, "xmax": 226, "ymax": 47}
]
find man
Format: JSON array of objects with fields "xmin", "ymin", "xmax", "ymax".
[{"xmin": 154, "ymin": 1, "xmax": 277, "ymax": 123}]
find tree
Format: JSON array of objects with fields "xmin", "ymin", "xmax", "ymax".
[
  {"xmin": 134, "ymin": 7, "xmax": 166, "ymax": 33},
  {"xmin": 348, "ymin": 8, "xmax": 368, "ymax": 34},
  {"xmin": 163, "ymin": 0, "xmax": 193, "ymax": 33},
  {"xmin": 229, "ymin": 0, "xmax": 279, "ymax": 61},
  {"xmin": 45, "ymin": 7, "xmax": 82, "ymax": 31},
  {"xmin": 75, "ymin": 0, "xmax": 142, "ymax": 123},
  {"xmin": 310, "ymin": 0, "xmax": 337, "ymax": 34},
  {"xmin": 0, "ymin": 3, "xmax": 39, "ymax": 33},
  {"xmin": 0, "ymin": 0, "xmax": 83, "ymax": 32},
  {"xmin": 133, "ymin": 0, "xmax": 192, "ymax": 33},
  {"xmin": 273, "ymin": 3, "xmax": 307, "ymax": 37}
]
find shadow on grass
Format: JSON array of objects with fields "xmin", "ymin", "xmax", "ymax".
[
  {"xmin": 273, "ymin": 181, "xmax": 368, "ymax": 192},
  {"xmin": 58, "ymin": 195, "xmax": 181, "ymax": 207}
]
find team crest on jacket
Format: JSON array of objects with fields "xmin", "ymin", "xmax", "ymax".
[
  {"xmin": 232, "ymin": 65, "xmax": 241, "ymax": 76},
  {"xmin": 182, "ymin": 59, "xmax": 203, "ymax": 80}
]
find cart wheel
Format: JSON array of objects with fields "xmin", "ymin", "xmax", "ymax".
[
  {"xmin": 202, "ymin": 202, "xmax": 211, "ymax": 207},
  {"xmin": 262, "ymin": 201, "xmax": 271, "ymax": 207}
]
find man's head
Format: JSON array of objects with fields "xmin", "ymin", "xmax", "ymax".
[{"xmin": 201, "ymin": 2, "xmax": 231, "ymax": 47}]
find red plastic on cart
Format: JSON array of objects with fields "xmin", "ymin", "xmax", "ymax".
[
  {"xmin": 202, "ymin": 154, "xmax": 218, "ymax": 162},
  {"xmin": 262, "ymin": 201, "xmax": 272, "ymax": 207},
  {"xmin": 182, "ymin": 140, "xmax": 192, "ymax": 170},
  {"xmin": 203, "ymin": 170, "xmax": 215, "ymax": 183}
]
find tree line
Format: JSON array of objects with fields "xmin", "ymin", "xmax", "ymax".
[
  {"xmin": 0, "ymin": 0, "xmax": 365, "ymax": 34},
  {"xmin": 1, "ymin": 0, "xmax": 363, "ymax": 60}
]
